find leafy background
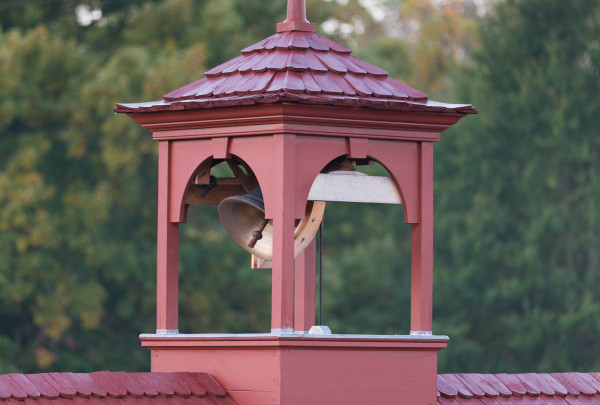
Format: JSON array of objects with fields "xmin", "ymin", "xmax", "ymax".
[{"xmin": 0, "ymin": 0, "xmax": 599, "ymax": 373}]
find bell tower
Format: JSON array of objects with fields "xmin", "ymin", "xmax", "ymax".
[{"xmin": 116, "ymin": 1, "xmax": 476, "ymax": 403}]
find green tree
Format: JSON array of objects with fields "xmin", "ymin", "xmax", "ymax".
[
  {"xmin": 434, "ymin": 0, "xmax": 600, "ymax": 373},
  {"xmin": 0, "ymin": 0, "xmax": 296, "ymax": 372}
]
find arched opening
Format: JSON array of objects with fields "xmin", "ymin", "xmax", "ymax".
[
  {"xmin": 177, "ymin": 157, "xmax": 271, "ymax": 334},
  {"xmin": 313, "ymin": 157, "xmax": 412, "ymax": 334},
  {"xmin": 174, "ymin": 152, "xmax": 413, "ymax": 335}
]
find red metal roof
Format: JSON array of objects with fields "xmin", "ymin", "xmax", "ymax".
[
  {"xmin": 115, "ymin": 30, "xmax": 476, "ymax": 115},
  {"xmin": 0, "ymin": 372, "xmax": 235, "ymax": 405},
  {"xmin": 438, "ymin": 373, "xmax": 600, "ymax": 404}
]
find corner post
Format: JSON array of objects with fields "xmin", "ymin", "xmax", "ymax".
[
  {"xmin": 157, "ymin": 141, "xmax": 179, "ymax": 333},
  {"xmin": 294, "ymin": 238, "xmax": 316, "ymax": 331},
  {"xmin": 410, "ymin": 142, "xmax": 433, "ymax": 334},
  {"xmin": 271, "ymin": 134, "xmax": 296, "ymax": 333}
]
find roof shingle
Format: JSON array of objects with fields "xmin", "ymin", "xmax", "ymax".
[
  {"xmin": 438, "ymin": 373, "xmax": 600, "ymax": 404},
  {"xmin": 0, "ymin": 372, "xmax": 234, "ymax": 405}
]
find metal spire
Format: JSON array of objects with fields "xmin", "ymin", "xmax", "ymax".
[{"xmin": 277, "ymin": 0, "xmax": 316, "ymax": 32}]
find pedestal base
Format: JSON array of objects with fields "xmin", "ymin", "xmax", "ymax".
[{"xmin": 140, "ymin": 333, "xmax": 448, "ymax": 405}]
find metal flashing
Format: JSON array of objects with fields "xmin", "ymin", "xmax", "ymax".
[{"xmin": 139, "ymin": 332, "xmax": 450, "ymax": 340}]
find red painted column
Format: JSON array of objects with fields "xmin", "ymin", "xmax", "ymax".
[
  {"xmin": 157, "ymin": 141, "xmax": 179, "ymax": 333},
  {"xmin": 410, "ymin": 142, "xmax": 433, "ymax": 334},
  {"xmin": 294, "ymin": 238, "xmax": 316, "ymax": 331},
  {"xmin": 270, "ymin": 134, "xmax": 296, "ymax": 332}
]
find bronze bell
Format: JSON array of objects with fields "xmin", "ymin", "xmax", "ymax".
[{"xmin": 218, "ymin": 187, "xmax": 325, "ymax": 261}]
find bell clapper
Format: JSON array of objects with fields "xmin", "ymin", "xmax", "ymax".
[{"xmin": 248, "ymin": 219, "xmax": 270, "ymax": 248}]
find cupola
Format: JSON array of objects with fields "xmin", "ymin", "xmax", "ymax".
[{"xmin": 116, "ymin": 1, "xmax": 476, "ymax": 403}]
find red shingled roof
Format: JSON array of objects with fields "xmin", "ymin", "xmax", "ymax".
[
  {"xmin": 0, "ymin": 372, "xmax": 235, "ymax": 405},
  {"xmin": 115, "ymin": 30, "xmax": 476, "ymax": 114},
  {"xmin": 164, "ymin": 31, "xmax": 427, "ymax": 102},
  {"xmin": 5, "ymin": 371, "xmax": 600, "ymax": 404},
  {"xmin": 437, "ymin": 373, "xmax": 600, "ymax": 404}
]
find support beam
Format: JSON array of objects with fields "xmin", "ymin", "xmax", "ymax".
[
  {"xmin": 186, "ymin": 182, "xmax": 246, "ymax": 205},
  {"xmin": 157, "ymin": 141, "xmax": 179, "ymax": 333},
  {"xmin": 270, "ymin": 134, "xmax": 296, "ymax": 332},
  {"xmin": 410, "ymin": 142, "xmax": 433, "ymax": 334},
  {"xmin": 294, "ymin": 238, "xmax": 316, "ymax": 331},
  {"xmin": 308, "ymin": 172, "xmax": 402, "ymax": 204}
]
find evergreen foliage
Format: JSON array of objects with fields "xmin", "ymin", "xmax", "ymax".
[{"xmin": 435, "ymin": 0, "xmax": 600, "ymax": 372}]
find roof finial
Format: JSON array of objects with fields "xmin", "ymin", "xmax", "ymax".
[{"xmin": 277, "ymin": 0, "xmax": 316, "ymax": 33}]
